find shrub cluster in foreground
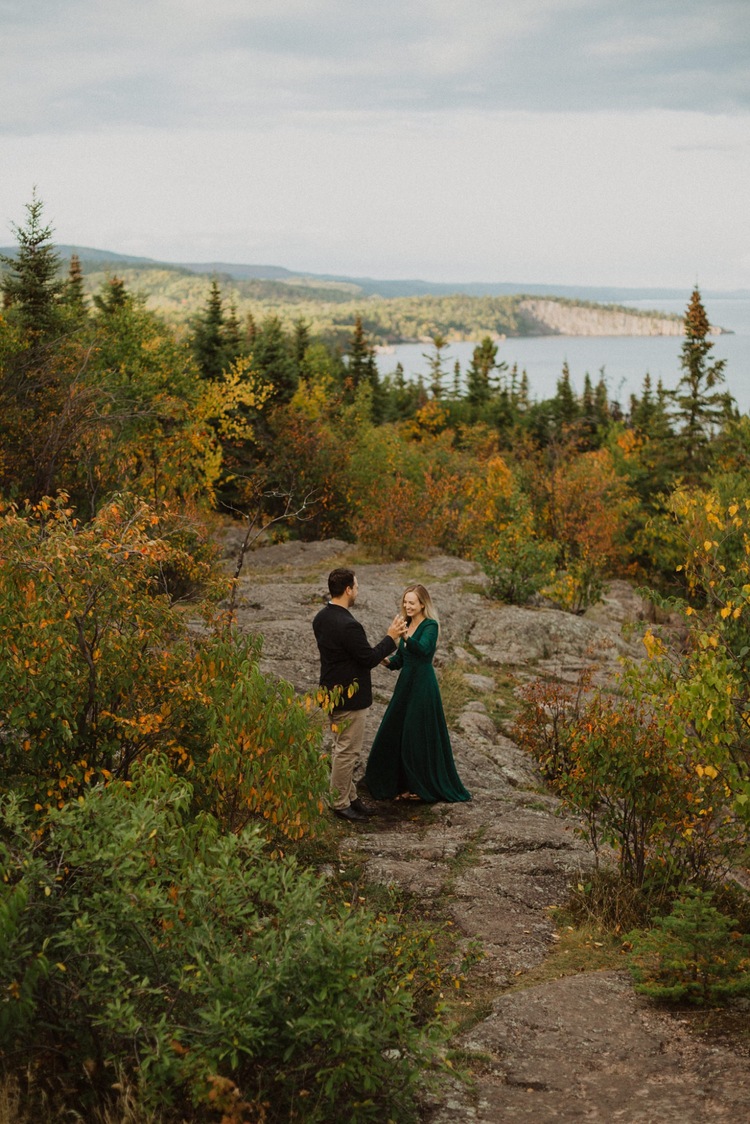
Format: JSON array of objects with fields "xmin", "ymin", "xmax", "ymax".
[{"xmin": 0, "ymin": 759, "xmax": 448, "ymax": 1122}]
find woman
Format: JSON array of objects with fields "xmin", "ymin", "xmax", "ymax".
[{"xmin": 364, "ymin": 584, "xmax": 471, "ymax": 803}]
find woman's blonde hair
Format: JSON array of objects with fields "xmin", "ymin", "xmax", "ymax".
[{"xmin": 402, "ymin": 583, "xmax": 438, "ymax": 624}]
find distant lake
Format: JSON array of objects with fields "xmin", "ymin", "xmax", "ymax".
[{"xmin": 374, "ymin": 296, "xmax": 750, "ymax": 415}]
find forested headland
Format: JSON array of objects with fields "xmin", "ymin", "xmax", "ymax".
[
  {"xmin": 1, "ymin": 195, "xmax": 749, "ymax": 1122},
  {"xmin": 3, "ymin": 242, "xmax": 687, "ymax": 343}
]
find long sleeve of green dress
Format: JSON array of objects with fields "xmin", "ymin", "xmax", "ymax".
[{"xmin": 364, "ymin": 620, "xmax": 471, "ymax": 803}]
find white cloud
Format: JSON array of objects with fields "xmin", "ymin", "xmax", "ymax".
[
  {"xmin": 1, "ymin": 1, "xmax": 748, "ymax": 286},
  {"xmin": 1, "ymin": 0, "xmax": 748, "ymax": 135},
  {"xmin": 2, "ymin": 108, "xmax": 748, "ymax": 288}
]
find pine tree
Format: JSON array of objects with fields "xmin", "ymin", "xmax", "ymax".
[{"xmin": 0, "ymin": 190, "xmax": 64, "ymax": 336}]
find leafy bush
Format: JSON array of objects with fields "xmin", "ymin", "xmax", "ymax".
[
  {"xmin": 481, "ymin": 532, "xmax": 558, "ymax": 605},
  {"xmin": 513, "ymin": 668, "xmax": 592, "ymax": 781},
  {"xmin": 542, "ymin": 559, "xmax": 605, "ymax": 614},
  {"xmin": 561, "ymin": 691, "xmax": 685, "ymax": 886},
  {"xmin": 516, "ymin": 661, "xmax": 748, "ymax": 890},
  {"xmin": 628, "ymin": 887, "xmax": 750, "ymax": 1004},
  {"xmin": 0, "ymin": 759, "xmax": 447, "ymax": 1121},
  {"xmin": 0, "ymin": 493, "xmax": 328, "ymax": 841}
]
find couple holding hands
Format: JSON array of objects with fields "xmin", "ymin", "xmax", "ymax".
[{"xmin": 313, "ymin": 567, "xmax": 471, "ymax": 823}]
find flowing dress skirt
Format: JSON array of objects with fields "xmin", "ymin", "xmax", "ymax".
[{"xmin": 365, "ymin": 620, "xmax": 471, "ymax": 803}]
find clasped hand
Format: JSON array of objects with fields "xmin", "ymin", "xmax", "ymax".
[{"xmin": 387, "ymin": 614, "xmax": 408, "ymax": 641}]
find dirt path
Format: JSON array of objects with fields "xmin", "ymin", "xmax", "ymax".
[{"xmin": 226, "ymin": 535, "xmax": 750, "ymax": 1123}]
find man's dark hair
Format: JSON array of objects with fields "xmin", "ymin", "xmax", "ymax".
[{"xmin": 328, "ymin": 568, "xmax": 355, "ymax": 598}]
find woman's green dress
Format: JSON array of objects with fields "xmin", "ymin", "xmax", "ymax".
[{"xmin": 364, "ymin": 619, "xmax": 471, "ymax": 803}]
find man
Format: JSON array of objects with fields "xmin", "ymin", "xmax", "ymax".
[{"xmin": 313, "ymin": 568, "xmax": 405, "ymax": 822}]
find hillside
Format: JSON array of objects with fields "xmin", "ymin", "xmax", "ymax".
[
  {"xmin": 31, "ymin": 253, "xmax": 686, "ymax": 341},
  {"xmin": 0, "ymin": 243, "xmax": 700, "ymax": 340}
]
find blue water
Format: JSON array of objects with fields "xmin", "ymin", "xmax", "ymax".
[{"xmin": 374, "ymin": 296, "xmax": 750, "ymax": 414}]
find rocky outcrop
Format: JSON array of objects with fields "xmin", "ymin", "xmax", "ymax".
[
  {"xmin": 229, "ymin": 538, "xmax": 750, "ymax": 1122},
  {"xmin": 518, "ymin": 298, "xmax": 684, "ymax": 337}
]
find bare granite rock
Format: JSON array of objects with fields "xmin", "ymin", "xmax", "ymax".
[
  {"xmin": 232, "ymin": 538, "xmax": 750, "ymax": 1122},
  {"xmin": 431, "ymin": 972, "xmax": 750, "ymax": 1122}
]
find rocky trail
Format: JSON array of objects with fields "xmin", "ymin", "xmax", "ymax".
[{"xmin": 224, "ymin": 534, "xmax": 750, "ymax": 1123}]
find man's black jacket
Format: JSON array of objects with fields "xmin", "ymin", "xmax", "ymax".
[{"xmin": 312, "ymin": 603, "xmax": 396, "ymax": 713}]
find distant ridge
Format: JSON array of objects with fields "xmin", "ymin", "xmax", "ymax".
[{"xmin": 2, "ymin": 244, "xmax": 748, "ymax": 304}]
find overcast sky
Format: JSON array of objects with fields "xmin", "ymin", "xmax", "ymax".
[{"xmin": 1, "ymin": 0, "xmax": 749, "ymax": 288}]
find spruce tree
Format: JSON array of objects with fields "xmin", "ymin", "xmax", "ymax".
[
  {"xmin": 292, "ymin": 318, "xmax": 311, "ymax": 381},
  {"xmin": 223, "ymin": 302, "xmax": 243, "ymax": 367},
  {"xmin": 670, "ymin": 287, "xmax": 732, "ymax": 480},
  {"xmin": 92, "ymin": 276, "xmax": 129, "ymax": 316},
  {"xmin": 191, "ymin": 279, "xmax": 227, "ymax": 380},
  {"xmin": 252, "ymin": 315, "xmax": 297, "ymax": 402},
  {"xmin": 345, "ymin": 315, "xmax": 384, "ymax": 419},
  {"xmin": 466, "ymin": 336, "xmax": 498, "ymax": 409},
  {"xmin": 0, "ymin": 190, "xmax": 64, "ymax": 336},
  {"xmin": 61, "ymin": 252, "xmax": 88, "ymax": 317},
  {"xmin": 423, "ymin": 333, "xmax": 449, "ymax": 399},
  {"xmin": 552, "ymin": 361, "xmax": 579, "ymax": 429}
]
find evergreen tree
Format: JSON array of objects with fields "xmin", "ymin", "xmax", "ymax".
[
  {"xmin": 552, "ymin": 361, "xmax": 579, "ymax": 429},
  {"xmin": 466, "ymin": 336, "xmax": 498, "ymax": 409},
  {"xmin": 61, "ymin": 252, "xmax": 87, "ymax": 317},
  {"xmin": 381, "ymin": 362, "xmax": 422, "ymax": 422},
  {"xmin": 519, "ymin": 366, "xmax": 530, "ymax": 406},
  {"xmin": 346, "ymin": 315, "xmax": 377, "ymax": 388},
  {"xmin": 345, "ymin": 315, "xmax": 383, "ymax": 420},
  {"xmin": 423, "ymin": 333, "xmax": 449, "ymax": 399},
  {"xmin": 92, "ymin": 276, "xmax": 130, "ymax": 316},
  {"xmin": 252, "ymin": 315, "xmax": 297, "ymax": 402},
  {"xmin": 593, "ymin": 372, "xmax": 610, "ymax": 428},
  {"xmin": 669, "ymin": 287, "xmax": 732, "ymax": 480},
  {"xmin": 191, "ymin": 279, "xmax": 227, "ymax": 380},
  {"xmin": 244, "ymin": 311, "xmax": 257, "ymax": 348},
  {"xmin": 0, "ymin": 190, "xmax": 64, "ymax": 337},
  {"xmin": 578, "ymin": 371, "xmax": 600, "ymax": 448},
  {"xmin": 292, "ymin": 318, "xmax": 311, "ymax": 381},
  {"xmin": 452, "ymin": 359, "xmax": 462, "ymax": 400},
  {"xmin": 223, "ymin": 302, "xmax": 244, "ymax": 366}
]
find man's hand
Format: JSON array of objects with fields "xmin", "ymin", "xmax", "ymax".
[{"xmin": 387, "ymin": 615, "xmax": 407, "ymax": 642}]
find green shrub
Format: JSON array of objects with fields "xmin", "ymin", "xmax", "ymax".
[
  {"xmin": 628, "ymin": 887, "xmax": 750, "ymax": 1004},
  {"xmin": 0, "ymin": 758, "xmax": 446, "ymax": 1121},
  {"xmin": 480, "ymin": 534, "xmax": 557, "ymax": 605}
]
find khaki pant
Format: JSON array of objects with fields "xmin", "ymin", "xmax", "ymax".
[{"xmin": 329, "ymin": 708, "xmax": 367, "ymax": 810}]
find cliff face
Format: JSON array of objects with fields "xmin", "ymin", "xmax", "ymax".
[{"xmin": 517, "ymin": 298, "xmax": 684, "ymax": 337}]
